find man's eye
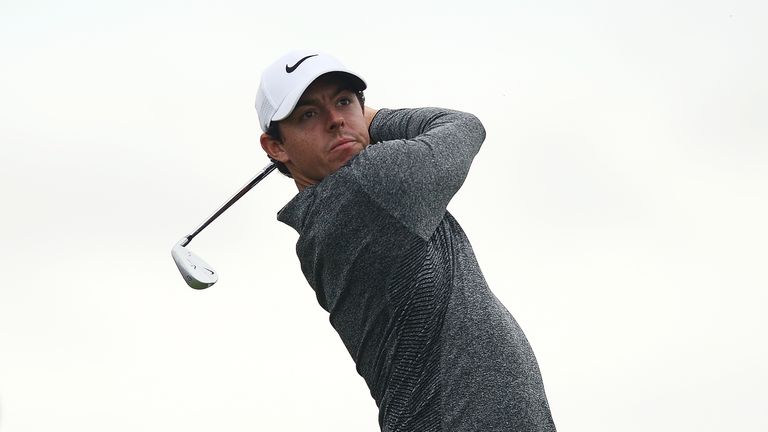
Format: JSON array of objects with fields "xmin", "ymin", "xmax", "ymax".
[
  {"xmin": 301, "ymin": 111, "xmax": 316, "ymax": 119},
  {"xmin": 338, "ymin": 97, "xmax": 351, "ymax": 106}
]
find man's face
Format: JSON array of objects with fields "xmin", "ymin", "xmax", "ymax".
[{"xmin": 262, "ymin": 74, "xmax": 369, "ymax": 190}]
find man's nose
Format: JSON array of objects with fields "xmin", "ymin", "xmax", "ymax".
[{"xmin": 328, "ymin": 109, "xmax": 345, "ymax": 131}]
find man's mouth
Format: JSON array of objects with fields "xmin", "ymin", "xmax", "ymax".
[{"xmin": 331, "ymin": 138, "xmax": 356, "ymax": 151}]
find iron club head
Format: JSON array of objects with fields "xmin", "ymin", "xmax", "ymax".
[
  {"xmin": 171, "ymin": 162, "xmax": 276, "ymax": 289},
  {"xmin": 171, "ymin": 238, "xmax": 218, "ymax": 289}
]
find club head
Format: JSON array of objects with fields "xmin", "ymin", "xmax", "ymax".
[{"xmin": 171, "ymin": 239, "xmax": 218, "ymax": 289}]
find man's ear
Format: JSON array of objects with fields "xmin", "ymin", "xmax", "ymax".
[{"xmin": 260, "ymin": 133, "xmax": 289, "ymax": 163}]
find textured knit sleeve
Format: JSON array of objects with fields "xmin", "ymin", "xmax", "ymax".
[{"xmin": 348, "ymin": 107, "xmax": 486, "ymax": 240}]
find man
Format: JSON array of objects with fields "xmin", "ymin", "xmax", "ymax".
[{"xmin": 256, "ymin": 50, "xmax": 556, "ymax": 431}]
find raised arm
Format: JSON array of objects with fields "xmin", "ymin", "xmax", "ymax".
[{"xmin": 350, "ymin": 107, "xmax": 486, "ymax": 240}]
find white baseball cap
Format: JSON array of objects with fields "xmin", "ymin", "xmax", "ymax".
[{"xmin": 255, "ymin": 50, "xmax": 367, "ymax": 132}]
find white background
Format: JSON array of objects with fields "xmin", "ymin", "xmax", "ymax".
[{"xmin": 1, "ymin": 1, "xmax": 766, "ymax": 431}]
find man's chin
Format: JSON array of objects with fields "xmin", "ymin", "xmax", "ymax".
[{"xmin": 333, "ymin": 144, "xmax": 363, "ymax": 165}]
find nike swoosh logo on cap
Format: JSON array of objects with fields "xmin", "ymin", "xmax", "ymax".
[{"xmin": 285, "ymin": 54, "xmax": 318, "ymax": 73}]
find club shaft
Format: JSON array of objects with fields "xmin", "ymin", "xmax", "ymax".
[{"xmin": 184, "ymin": 162, "xmax": 276, "ymax": 246}]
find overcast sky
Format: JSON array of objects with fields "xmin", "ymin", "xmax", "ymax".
[{"xmin": 1, "ymin": 1, "xmax": 767, "ymax": 431}]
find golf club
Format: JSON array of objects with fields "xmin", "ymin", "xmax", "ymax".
[{"xmin": 172, "ymin": 162, "xmax": 277, "ymax": 289}]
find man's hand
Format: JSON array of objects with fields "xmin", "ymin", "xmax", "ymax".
[{"xmin": 364, "ymin": 106, "xmax": 378, "ymax": 138}]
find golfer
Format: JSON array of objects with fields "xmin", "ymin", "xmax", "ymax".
[{"xmin": 256, "ymin": 50, "xmax": 556, "ymax": 431}]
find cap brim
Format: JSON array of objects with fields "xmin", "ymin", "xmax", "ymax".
[{"xmin": 271, "ymin": 70, "xmax": 366, "ymax": 123}]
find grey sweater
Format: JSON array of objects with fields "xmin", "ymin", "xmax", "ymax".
[{"xmin": 278, "ymin": 108, "xmax": 556, "ymax": 431}]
